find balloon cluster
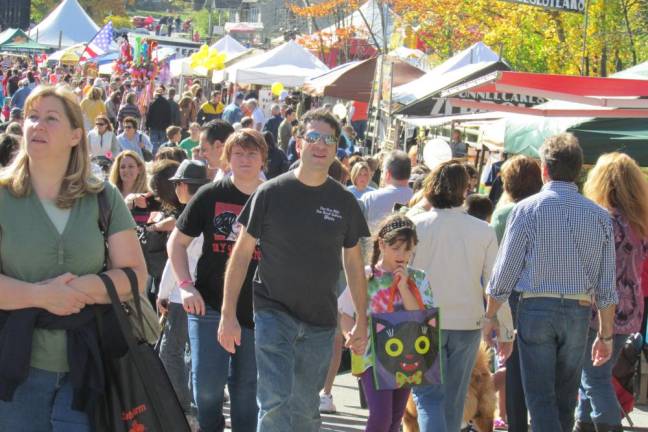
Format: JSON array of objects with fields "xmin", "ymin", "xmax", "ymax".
[
  {"xmin": 113, "ymin": 36, "xmax": 160, "ymax": 81},
  {"xmin": 190, "ymin": 45, "xmax": 227, "ymax": 71}
]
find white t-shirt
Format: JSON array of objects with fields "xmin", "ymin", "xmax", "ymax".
[{"xmin": 158, "ymin": 235, "xmax": 204, "ymax": 304}]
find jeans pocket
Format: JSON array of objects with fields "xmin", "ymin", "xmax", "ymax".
[{"xmin": 517, "ymin": 308, "xmax": 554, "ymax": 345}]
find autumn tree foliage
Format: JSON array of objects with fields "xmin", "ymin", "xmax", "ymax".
[{"xmin": 290, "ymin": 0, "xmax": 648, "ymax": 76}]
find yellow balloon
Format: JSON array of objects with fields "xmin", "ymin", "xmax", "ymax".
[{"xmin": 271, "ymin": 82, "xmax": 284, "ymax": 96}]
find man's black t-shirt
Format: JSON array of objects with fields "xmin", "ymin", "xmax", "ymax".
[
  {"xmin": 238, "ymin": 171, "xmax": 369, "ymax": 327},
  {"xmin": 176, "ymin": 177, "xmax": 259, "ymax": 328}
]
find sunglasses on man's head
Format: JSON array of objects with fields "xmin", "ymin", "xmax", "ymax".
[
  {"xmin": 302, "ymin": 131, "xmax": 337, "ymax": 146},
  {"xmin": 96, "ymin": 122, "xmax": 106, "ymax": 126}
]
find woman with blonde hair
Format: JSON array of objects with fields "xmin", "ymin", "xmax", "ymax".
[
  {"xmin": 79, "ymin": 86, "xmax": 106, "ymax": 131},
  {"xmin": 348, "ymin": 161, "xmax": 375, "ymax": 199},
  {"xmin": 576, "ymin": 152, "xmax": 648, "ymax": 432},
  {"xmin": 0, "ymin": 86, "xmax": 147, "ymax": 430},
  {"xmin": 109, "ymin": 149, "xmax": 148, "ymax": 197}
]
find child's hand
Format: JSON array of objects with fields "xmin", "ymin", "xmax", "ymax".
[{"xmin": 393, "ymin": 266, "xmax": 408, "ymax": 292}]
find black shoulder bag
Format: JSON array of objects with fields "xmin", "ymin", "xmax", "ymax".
[
  {"xmin": 139, "ymin": 133, "xmax": 154, "ymax": 162},
  {"xmin": 93, "ymin": 270, "xmax": 190, "ymax": 432},
  {"xmin": 97, "ymin": 186, "xmax": 161, "ymax": 345}
]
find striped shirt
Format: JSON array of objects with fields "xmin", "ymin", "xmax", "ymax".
[{"xmin": 487, "ymin": 181, "xmax": 618, "ymax": 309}]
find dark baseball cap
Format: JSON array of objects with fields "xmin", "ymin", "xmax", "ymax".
[
  {"xmin": 169, "ymin": 159, "xmax": 209, "ymax": 184},
  {"xmin": 235, "ymin": 92, "xmax": 245, "ymax": 100},
  {"xmin": 10, "ymin": 107, "xmax": 22, "ymax": 118}
]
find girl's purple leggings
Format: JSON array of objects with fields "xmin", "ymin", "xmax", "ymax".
[{"xmin": 360, "ymin": 367, "xmax": 411, "ymax": 432}]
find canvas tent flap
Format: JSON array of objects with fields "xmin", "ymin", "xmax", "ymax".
[
  {"xmin": 303, "ymin": 56, "xmax": 424, "ymax": 102},
  {"xmin": 392, "ymin": 61, "xmax": 510, "ymax": 115},
  {"xmin": 566, "ymin": 118, "xmax": 648, "ymax": 165},
  {"xmin": 29, "ymin": 0, "xmax": 99, "ymax": 48},
  {"xmin": 225, "ymin": 40, "xmax": 328, "ymax": 87}
]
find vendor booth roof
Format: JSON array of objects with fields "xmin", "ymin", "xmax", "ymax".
[
  {"xmin": 428, "ymin": 42, "xmax": 504, "ymax": 77},
  {"xmin": 393, "ymin": 60, "xmax": 510, "ymax": 114},
  {"xmin": 303, "ymin": 56, "xmax": 425, "ymax": 102},
  {"xmin": 224, "ymin": 40, "xmax": 328, "ymax": 87},
  {"xmin": 320, "ymin": 0, "xmax": 395, "ymax": 49},
  {"xmin": 29, "ymin": 0, "xmax": 99, "ymax": 48},
  {"xmin": 210, "ymin": 35, "xmax": 247, "ymax": 57},
  {"xmin": 2, "ymin": 41, "xmax": 51, "ymax": 52},
  {"xmin": 567, "ymin": 118, "xmax": 648, "ymax": 165},
  {"xmin": 0, "ymin": 28, "xmax": 32, "ymax": 47},
  {"xmin": 442, "ymin": 70, "xmax": 648, "ymax": 117}
]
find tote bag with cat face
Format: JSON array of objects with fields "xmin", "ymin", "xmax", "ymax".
[{"xmin": 370, "ymin": 278, "xmax": 442, "ymax": 390}]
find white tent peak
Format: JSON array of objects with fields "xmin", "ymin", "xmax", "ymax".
[
  {"xmin": 321, "ymin": 0, "xmax": 394, "ymax": 49},
  {"xmin": 29, "ymin": 0, "xmax": 99, "ymax": 48},
  {"xmin": 211, "ymin": 35, "xmax": 247, "ymax": 57},
  {"xmin": 225, "ymin": 40, "xmax": 328, "ymax": 87},
  {"xmin": 429, "ymin": 42, "xmax": 504, "ymax": 76}
]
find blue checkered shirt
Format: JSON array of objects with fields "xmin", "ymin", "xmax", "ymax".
[{"xmin": 487, "ymin": 181, "xmax": 618, "ymax": 309}]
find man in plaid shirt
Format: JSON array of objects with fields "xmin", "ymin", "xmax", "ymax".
[{"xmin": 483, "ymin": 133, "xmax": 618, "ymax": 432}]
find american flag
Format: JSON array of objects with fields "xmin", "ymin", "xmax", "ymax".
[{"xmin": 80, "ymin": 21, "xmax": 113, "ymax": 63}]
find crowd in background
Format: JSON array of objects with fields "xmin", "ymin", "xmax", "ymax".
[{"xmin": 0, "ymin": 56, "xmax": 647, "ymax": 432}]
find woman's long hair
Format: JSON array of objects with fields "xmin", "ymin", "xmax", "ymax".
[
  {"xmin": 584, "ymin": 152, "xmax": 648, "ymax": 238},
  {"xmin": 0, "ymin": 85, "xmax": 102, "ymax": 208},
  {"xmin": 109, "ymin": 150, "xmax": 148, "ymax": 195}
]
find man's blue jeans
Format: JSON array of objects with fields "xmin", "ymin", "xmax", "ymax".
[
  {"xmin": 0, "ymin": 367, "xmax": 90, "ymax": 432},
  {"xmin": 411, "ymin": 329, "xmax": 481, "ymax": 432},
  {"xmin": 576, "ymin": 329, "xmax": 627, "ymax": 426},
  {"xmin": 517, "ymin": 297, "xmax": 591, "ymax": 432},
  {"xmin": 188, "ymin": 307, "xmax": 257, "ymax": 432},
  {"xmin": 254, "ymin": 308, "xmax": 335, "ymax": 432},
  {"xmin": 149, "ymin": 128, "xmax": 166, "ymax": 154}
]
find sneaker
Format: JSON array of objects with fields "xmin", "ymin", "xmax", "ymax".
[{"xmin": 319, "ymin": 393, "xmax": 336, "ymax": 413}]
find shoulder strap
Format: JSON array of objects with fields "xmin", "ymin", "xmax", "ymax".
[
  {"xmin": 98, "ymin": 273, "xmax": 139, "ymax": 351},
  {"xmin": 97, "ymin": 182, "xmax": 112, "ymax": 237}
]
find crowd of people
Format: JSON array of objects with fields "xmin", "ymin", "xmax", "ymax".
[{"xmin": 0, "ymin": 57, "xmax": 647, "ymax": 432}]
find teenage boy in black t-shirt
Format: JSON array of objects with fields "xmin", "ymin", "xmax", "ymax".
[
  {"xmin": 218, "ymin": 109, "xmax": 370, "ymax": 432},
  {"xmin": 168, "ymin": 128, "xmax": 267, "ymax": 432}
]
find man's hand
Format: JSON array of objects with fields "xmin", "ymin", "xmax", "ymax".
[
  {"xmin": 482, "ymin": 316, "xmax": 499, "ymax": 348},
  {"xmin": 497, "ymin": 341, "xmax": 514, "ymax": 364},
  {"xmin": 345, "ymin": 318, "xmax": 368, "ymax": 355},
  {"xmin": 218, "ymin": 315, "xmax": 241, "ymax": 354},
  {"xmin": 592, "ymin": 337, "xmax": 613, "ymax": 366},
  {"xmin": 36, "ymin": 273, "xmax": 95, "ymax": 316},
  {"xmin": 180, "ymin": 285, "xmax": 205, "ymax": 316}
]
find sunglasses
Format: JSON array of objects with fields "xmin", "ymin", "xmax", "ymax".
[
  {"xmin": 302, "ymin": 131, "xmax": 337, "ymax": 146},
  {"xmin": 124, "ymin": 125, "xmax": 134, "ymax": 129},
  {"xmin": 96, "ymin": 123, "xmax": 107, "ymax": 126}
]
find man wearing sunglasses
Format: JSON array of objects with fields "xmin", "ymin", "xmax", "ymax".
[{"xmin": 219, "ymin": 109, "xmax": 370, "ymax": 432}]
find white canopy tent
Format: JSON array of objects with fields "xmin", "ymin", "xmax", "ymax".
[
  {"xmin": 428, "ymin": 42, "xmax": 502, "ymax": 76},
  {"xmin": 224, "ymin": 40, "xmax": 328, "ymax": 87},
  {"xmin": 29, "ymin": 0, "xmax": 99, "ymax": 48},
  {"xmin": 210, "ymin": 35, "xmax": 247, "ymax": 57},
  {"xmin": 320, "ymin": 0, "xmax": 395, "ymax": 50}
]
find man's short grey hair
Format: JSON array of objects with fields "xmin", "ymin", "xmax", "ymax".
[
  {"xmin": 539, "ymin": 133, "xmax": 583, "ymax": 182},
  {"xmin": 383, "ymin": 150, "xmax": 411, "ymax": 181},
  {"xmin": 245, "ymin": 99, "xmax": 258, "ymax": 108},
  {"xmin": 271, "ymin": 104, "xmax": 280, "ymax": 113}
]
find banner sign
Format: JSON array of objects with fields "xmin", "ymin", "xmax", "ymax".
[
  {"xmin": 500, "ymin": 0, "xmax": 585, "ymax": 13},
  {"xmin": 426, "ymin": 92, "xmax": 548, "ymax": 116}
]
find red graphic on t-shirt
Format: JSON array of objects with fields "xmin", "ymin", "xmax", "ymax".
[{"xmin": 211, "ymin": 202, "xmax": 260, "ymax": 260}]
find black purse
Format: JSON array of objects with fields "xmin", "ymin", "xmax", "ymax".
[{"xmin": 93, "ymin": 269, "xmax": 190, "ymax": 432}]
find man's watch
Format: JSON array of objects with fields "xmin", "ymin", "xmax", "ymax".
[{"xmin": 483, "ymin": 315, "xmax": 498, "ymax": 323}]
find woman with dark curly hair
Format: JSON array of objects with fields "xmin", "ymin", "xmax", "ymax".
[{"xmin": 0, "ymin": 133, "xmax": 19, "ymax": 167}]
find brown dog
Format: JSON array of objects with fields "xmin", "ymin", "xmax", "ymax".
[{"xmin": 402, "ymin": 343, "xmax": 496, "ymax": 432}]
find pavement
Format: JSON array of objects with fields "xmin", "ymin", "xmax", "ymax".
[{"xmin": 226, "ymin": 372, "xmax": 648, "ymax": 431}]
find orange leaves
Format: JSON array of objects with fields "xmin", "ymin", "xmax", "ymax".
[{"xmin": 289, "ymin": 0, "xmax": 348, "ymax": 17}]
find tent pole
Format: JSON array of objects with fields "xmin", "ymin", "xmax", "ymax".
[
  {"xmin": 58, "ymin": 31, "xmax": 62, "ymax": 49},
  {"xmin": 580, "ymin": 0, "xmax": 590, "ymax": 76}
]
